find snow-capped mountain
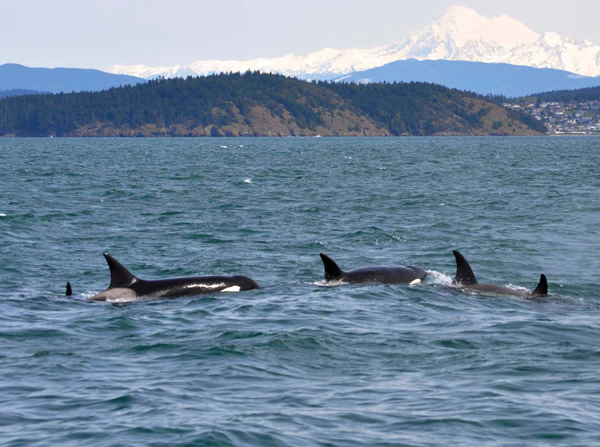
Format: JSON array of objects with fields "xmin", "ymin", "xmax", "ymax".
[{"xmin": 108, "ymin": 6, "xmax": 600, "ymax": 79}]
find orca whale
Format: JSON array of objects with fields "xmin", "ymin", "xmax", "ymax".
[
  {"xmin": 69, "ymin": 253, "xmax": 259, "ymax": 301},
  {"xmin": 452, "ymin": 250, "xmax": 547, "ymax": 297},
  {"xmin": 319, "ymin": 253, "xmax": 427, "ymax": 285}
]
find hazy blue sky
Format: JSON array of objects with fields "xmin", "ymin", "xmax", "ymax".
[{"xmin": 2, "ymin": 0, "xmax": 600, "ymax": 69}]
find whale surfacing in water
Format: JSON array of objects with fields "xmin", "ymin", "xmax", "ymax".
[
  {"xmin": 452, "ymin": 250, "xmax": 547, "ymax": 298},
  {"xmin": 319, "ymin": 253, "xmax": 427, "ymax": 285},
  {"xmin": 73, "ymin": 253, "xmax": 259, "ymax": 302}
]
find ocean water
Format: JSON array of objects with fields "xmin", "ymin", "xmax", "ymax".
[{"xmin": 1, "ymin": 137, "xmax": 600, "ymax": 446}]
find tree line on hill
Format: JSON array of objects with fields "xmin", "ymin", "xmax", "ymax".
[
  {"xmin": 322, "ymin": 82, "xmax": 544, "ymax": 135},
  {"xmin": 0, "ymin": 89, "xmax": 45, "ymax": 99},
  {"xmin": 521, "ymin": 86, "xmax": 600, "ymax": 103},
  {"xmin": 0, "ymin": 71, "xmax": 545, "ymax": 137}
]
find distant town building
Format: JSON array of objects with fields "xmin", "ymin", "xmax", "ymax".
[{"xmin": 504, "ymin": 100, "xmax": 600, "ymax": 134}]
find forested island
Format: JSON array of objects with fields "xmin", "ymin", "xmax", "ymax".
[{"xmin": 0, "ymin": 72, "xmax": 544, "ymax": 137}]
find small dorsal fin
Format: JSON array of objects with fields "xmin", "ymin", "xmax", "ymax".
[
  {"xmin": 66, "ymin": 282, "xmax": 72, "ymax": 296},
  {"xmin": 320, "ymin": 253, "xmax": 344, "ymax": 281},
  {"xmin": 453, "ymin": 250, "xmax": 477, "ymax": 285},
  {"xmin": 531, "ymin": 274, "xmax": 548, "ymax": 297},
  {"xmin": 104, "ymin": 253, "xmax": 137, "ymax": 288}
]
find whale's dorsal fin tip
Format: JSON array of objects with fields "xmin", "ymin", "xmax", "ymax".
[
  {"xmin": 453, "ymin": 250, "xmax": 477, "ymax": 286},
  {"xmin": 320, "ymin": 253, "xmax": 344, "ymax": 281},
  {"xmin": 66, "ymin": 282, "xmax": 72, "ymax": 296},
  {"xmin": 531, "ymin": 273, "xmax": 548, "ymax": 297},
  {"xmin": 103, "ymin": 253, "xmax": 137, "ymax": 289}
]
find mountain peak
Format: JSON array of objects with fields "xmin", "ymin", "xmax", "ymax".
[
  {"xmin": 431, "ymin": 5, "xmax": 540, "ymax": 50},
  {"xmin": 542, "ymin": 31, "xmax": 565, "ymax": 46},
  {"xmin": 442, "ymin": 5, "xmax": 484, "ymax": 21},
  {"xmin": 108, "ymin": 6, "xmax": 600, "ymax": 79}
]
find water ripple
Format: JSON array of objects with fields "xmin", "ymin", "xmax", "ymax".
[{"xmin": 1, "ymin": 137, "xmax": 600, "ymax": 445}]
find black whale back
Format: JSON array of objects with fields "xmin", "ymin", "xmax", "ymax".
[
  {"xmin": 100, "ymin": 253, "xmax": 259, "ymax": 298},
  {"xmin": 452, "ymin": 250, "xmax": 548, "ymax": 297},
  {"xmin": 319, "ymin": 253, "xmax": 427, "ymax": 284},
  {"xmin": 131, "ymin": 275, "xmax": 260, "ymax": 298}
]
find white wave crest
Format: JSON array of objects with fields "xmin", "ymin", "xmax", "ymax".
[
  {"xmin": 506, "ymin": 283, "xmax": 530, "ymax": 293},
  {"xmin": 80, "ymin": 291, "xmax": 98, "ymax": 300},
  {"xmin": 426, "ymin": 270, "xmax": 454, "ymax": 286},
  {"xmin": 312, "ymin": 280, "xmax": 347, "ymax": 287}
]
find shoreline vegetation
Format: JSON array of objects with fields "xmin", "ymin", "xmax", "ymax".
[{"xmin": 0, "ymin": 72, "xmax": 545, "ymax": 137}]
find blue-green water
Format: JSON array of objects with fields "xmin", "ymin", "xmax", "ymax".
[{"xmin": 1, "ymin": 137, "xmax": 600, "ymax": 446}]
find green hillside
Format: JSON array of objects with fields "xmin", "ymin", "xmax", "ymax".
[
  {"xmin": 522, "ymin": 85, "xmax": 600, "ymax": 103},
  {"xmin": 0, "ymin": 72, "xmax": 544, "ymax": 137}
]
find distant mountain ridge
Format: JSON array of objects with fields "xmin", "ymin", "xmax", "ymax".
[
  {"xmin": 0, "ymin": 64, "xmax": 144, "ymax": 94},
  {"xmin": 108, "ymin": 6, "xmax": 600, "ymax": 79},
  {"xmin": 334, "ymin": 59, "xmax": 600, "ymax": 98},
  {"xmin": 0, "ymin": 88, "xmax": 46, "ymax": 99}
]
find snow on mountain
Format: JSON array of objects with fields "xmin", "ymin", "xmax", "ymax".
[
  {"xmin": 389, "ymin": 5, "xmax": 540, "ymax": 61},
  {"xmin": 109, "ymin": 46, "xmax": 398, "ymax": 80},
  {"xmin": 508, "ymin": 33, "xmax": 600, "ymax": 77},
  {"xmin": 107, "ymin": 6, "xmax": 600, "ymax": 79}
]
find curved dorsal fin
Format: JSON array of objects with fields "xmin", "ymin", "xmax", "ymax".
[
  {"xmin": 320, "ymin": 253, "xmax": 344, "ymax": 281},
  {"xmin": 104, "ymin": 253, "xmax": 137, "ymax": 288},
  {"xmin": 453, "ymin": 250, "xmax": 477, "ymax": 285},
  {"xmin": 531, "ymin": 274, "xmax": 548, "ymax": 297}
]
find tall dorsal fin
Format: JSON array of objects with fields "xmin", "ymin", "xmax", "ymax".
[
  {"xmin": 320, "ymin": 253, "xmax": 344, "ymax": 281},
  {"xmin": 453, "ymin": 250, "xmax": 477, "ymax": 285},
  {"xmin": 104, "ymin": 253, "xmax": 137, "ymax": 288},
  {"xmin": 531, "ymin": 274, "xmax": 548, "ymax": 297},
  {"xmin": 66, "ymin": 282, "xmax": 72, "ymax": 296}
]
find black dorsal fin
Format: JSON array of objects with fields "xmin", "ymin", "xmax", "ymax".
[
  {"xmin": 104, "ymin": 253, "xmax": 137, "ymax": 288},
  {"xmin": 320, "ymin": 253, "xmax": 344, "ymax": 281},
  {"xmin": 531, "ymin": 274, "xmax": 548, "ymax": 297},
  {"xmin": 66, "ymin": 282, "xmax": 72, "ymax": 296},
  {"xmin": 453, "ymin": 250, "xmax": 477, "ymax": 285}
]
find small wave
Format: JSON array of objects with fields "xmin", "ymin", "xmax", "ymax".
[
  {"xmin": 426, "ymin": 270, "xmax": 453, "ymax": 286},
  {"xmin": 506, "ymin": 284, "xmax": 530, "ymax": 293},
  {"xmin": 80, "ymin": 292, "xmax": 97, "ymax": 300},
  {"xmin": 106, "ymin": 296, "xmax": 152, "ymax": 304},
  {"xmin": 219, "ymin": 145, "xmax": 228, "ymax": 149},
  {"xmin": 311, "ymin": 280, "xmax": 346, "ymax": 287},
  {"xmin": 244, "ymin": 178, "xmax": 252, "ymax": 184},
  {"xmin": 0, "ymin": 213, "xmax": 6, "ymax": 217},
  {"xmin": 78, "ymin": 291, "xmax": 147, "ymax": 303}
]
